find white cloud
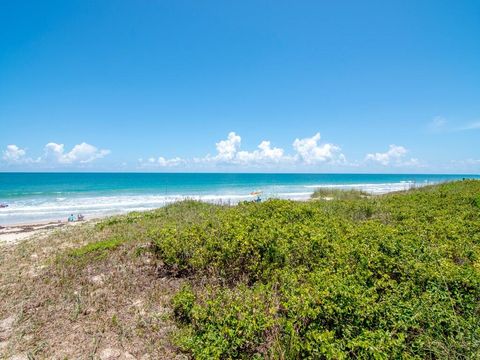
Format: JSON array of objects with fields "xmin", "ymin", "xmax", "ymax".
[
  {"xmin": 211, "ymin": 132, "xmax": 294, "ymax": 165},
  {"xmin": 214, "ymin": 132, "xmax": 242, "ymax": 161},
  {"xmin": 404, "ymin": 158, "xmax": 420, "ymax": 166},
  {"xmin": 158, "ymin": 157, "xmax": 184, "ymax": 166},
  {"xmin": 236, "ymin": 141, "xmax": 286, "ymax": 164},
  {"xmin": 143, "ymin": 132, "xmax": 346, "ymax": 168},
  {"xmin": 140, "ymin": 156, "xmax": 185, "ymax": 167},
  {"xmin": 196, "ymin": 132, "xmax": 289, "ymax": 166},
  {"xmin": 365, "ymin": 145, "xmax": 407, "ymax": 165},
  {"xmin": 137, "ymin": 133, "xmax": 431, "ymax": 170},
  {"xmin": 2, "ymin": 142, "xmax": 109, "ymax": 167},
  {"xmin": 292, "ymin": 133, "xmax": 345, "ymax": 164},
  {"xmin": 365, "ymin": 145, "xmax": 419, "ymax": 167},
  {"xmin": 44, "ymin": 142, "xmax": 110, "ymax": 164},
  {"xmin": 2, "ymin": 145, "xmax": 28, "ymax": 164}
]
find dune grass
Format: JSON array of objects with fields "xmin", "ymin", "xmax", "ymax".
[{"xmin": 310, "ymin": 187, "xmax": 369, "ymax": 200}]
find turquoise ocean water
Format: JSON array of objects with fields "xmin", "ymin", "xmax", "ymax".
[{"xmin": 0, "ymin": 173, "xmax": 478, "ymax": 225}]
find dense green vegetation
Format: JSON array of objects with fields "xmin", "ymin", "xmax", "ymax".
[{"xmin": 100, "ymin": 180, "xmax": 480, "ymax": 359}]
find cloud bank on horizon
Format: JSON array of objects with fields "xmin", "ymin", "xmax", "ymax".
[
  {"xmin": 3, "ymin": 113, "xmax": 480, "ymax": 172},
  {"xmin": 141, "ymin": 132, "xmax": 348, "ymax": 168},
  {"xmin": 1, "ymin": 131, "xmax": 426, "ymax": 171},
  {"xmin": 2, "ymin": 142, "xmax": 110, "ymax": 167},
  {"xmin": 4, "ymin": 113, "xmax": 480, "ymax": 172},
  {"xmin": 2, "ymin": 127, "xmax": 480, "ymax": 172},
  {"xmin": 139, "ymin": 132, "xmax": 424, "ymax": 171}
]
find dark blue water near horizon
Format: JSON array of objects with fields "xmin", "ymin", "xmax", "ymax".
[{"xmin": 0, "ymin": 172, "xmax": 478, "ymax": 225}]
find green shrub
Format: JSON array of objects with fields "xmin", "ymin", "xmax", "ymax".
[
  {"xmin": 174, "ymin": 283, "xmax": 277, "ymax": 360},
  {"xmin": 172, "ymin": 285, "xmax": 196, "ymax": 323},
  {"xmin": 87, "ymin": 180, "xmax": 480, "ymax": 359},
  {"xmin": 474, "ymin": 196, "xmax": 480, "ymax": 208},
  {"xmin": 148, "ymin": 181, "xmax": 480, "ymax": 358}
]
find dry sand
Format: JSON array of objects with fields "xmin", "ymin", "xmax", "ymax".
[{"xmin": 0, "ymin": 220, "xmax": 89, "ymax": 245}]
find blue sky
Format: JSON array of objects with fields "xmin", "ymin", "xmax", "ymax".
[{"xmin": 1, "ymin": 0, "xmax": 479, "ymax": 173}]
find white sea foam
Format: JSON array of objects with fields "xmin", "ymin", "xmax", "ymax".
[{"xmin": 303, "ymin": 181, "xmax": 429, "ymax": 194}]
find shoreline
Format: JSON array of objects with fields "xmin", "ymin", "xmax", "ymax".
[
  {"xmin": 0, "ymin": 185, "xmax": 413, "ymax": 229},
  {"xmin": 0, "ymin": 182, "xmax": 432, "ymax": 244},
  {"xmin": 0, "ymin": 178, "xmax": 465, "ymax": 244},
  {"xmin": 1, "ymin": 175, "xmax": 465, "ymax": 228},
  {"xmin": 1, "ymin": 196, "xmax": 306, "ymax": 235}
]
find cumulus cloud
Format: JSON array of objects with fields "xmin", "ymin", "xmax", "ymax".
[
  {"xmin": 195, "ymin": 132, "xmax": 288, "ymax": 166},
  {"xmin": 1, "ymin": 142, "xmax": 110, "ymax": 167},
  {"xmin": 236, "ymin": 141, "xmax": 286, "ymax": 164},
  {"xmin": 139, "ymin": 133, "xmax": 432, "ymax": 170},
  {"xmin": 365, "ymin": 145, "xmax": 407, "ymax": 165},
  {"xmin": 2, "ymin": 145, "xmax": 29, "ymax": 164},
  {"xmin": 206, "ymin": 132, "xmax": 289, "ymax": 165},
  {"xmin": 365, "ymin": 145, "xmax": 419, "ymax": 167},
  {"xmin": 292, "ymin": 133, "xmax": 345, "ymax": 164},
  {"xmin": 214, "ymin": 132, "xmax": 242, "ymax": 161},
  {"xmin": 44, "ymin": 142, "xmax": 110, "ymax": 164},
  {"xmin": 141, "ymin": 131, "xmax": 346, "ymax": 168}
]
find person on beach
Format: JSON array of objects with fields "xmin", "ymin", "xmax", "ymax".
[{"xmin": 68, "ymin": 214, "xmax": 75, "ymax": 222}]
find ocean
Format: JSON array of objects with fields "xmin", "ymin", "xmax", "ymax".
[{"xmin": 0, "ymin": 173, "xmax": 478, "ymax": 225}]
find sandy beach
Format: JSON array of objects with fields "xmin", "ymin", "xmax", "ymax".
[{"xmin": 0, "ymin": 220, "xmax": 86, "ymax": 245}]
